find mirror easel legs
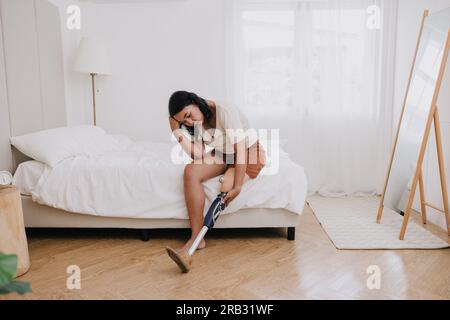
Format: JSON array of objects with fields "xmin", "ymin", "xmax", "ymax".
[
  {"xmin": 378, "ymin": 106, "xmax": 450, "ymax": 240},
  {"xmin": 400, "ymin": 107, "xmax": 449, "ymax": 240}
]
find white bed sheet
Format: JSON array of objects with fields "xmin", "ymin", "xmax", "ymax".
[
  {"xmin": 12, "ymin": 160, "xmax": 46, "ymax": 196},
  {"xmin": 17, "ymin": 139, "xmax": 307, "ymax": 219}
]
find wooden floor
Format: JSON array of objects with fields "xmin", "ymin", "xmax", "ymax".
[{"xmin": 2, "ymin": 204, "xmax": 450, "ymax": 300}]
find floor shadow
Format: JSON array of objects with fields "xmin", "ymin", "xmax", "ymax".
[{"xmin": 25, "ymin": 227, "xmax": 289, "ymax": 241}]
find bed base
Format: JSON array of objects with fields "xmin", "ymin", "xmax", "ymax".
[{"xmin": 21, "ymin": 195, "xmax": 300, "ymax": 241}]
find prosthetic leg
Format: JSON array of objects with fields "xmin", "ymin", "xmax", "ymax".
[{"xmin": 166, "ymin": 167, "xmax": 235, "ymax": 273}]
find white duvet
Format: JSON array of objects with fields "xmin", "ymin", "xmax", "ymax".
[{"xmin": 29, "ymin": 137, "xmax": 307, "ymax": 219}]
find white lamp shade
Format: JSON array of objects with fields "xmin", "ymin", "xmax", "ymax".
[{"xmin": 73, "ymin": 37, "xmax": 112, "ymax": 75}]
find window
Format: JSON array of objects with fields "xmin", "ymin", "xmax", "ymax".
[
  {"xmin": 242, "ymin": 10, "xmax": 295, "ymax": 115},
  {"xmin": 238, "ymin": 2, "xmax": 380, "ymax": 117}
]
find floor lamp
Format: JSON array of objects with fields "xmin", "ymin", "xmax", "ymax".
[{"xmin": 73, "ymin": 37, "xmax": 112, "ymax": 126}]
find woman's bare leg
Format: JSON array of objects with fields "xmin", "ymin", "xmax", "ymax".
[{"xmin": 180, "ymin": 155, "xmax": 227, "ymax": 252}]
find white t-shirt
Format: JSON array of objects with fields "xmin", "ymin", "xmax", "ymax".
[{"xmin": 199, "ymin": 102, "xmax": 258, "ymax": 154}]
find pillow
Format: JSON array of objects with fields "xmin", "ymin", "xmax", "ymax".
[{"xmin": 10, "ymin": 125, "xmax": 121, "ymax": 167}]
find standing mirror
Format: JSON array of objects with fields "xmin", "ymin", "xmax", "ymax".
[{"xmin": 377, "ymin": 8, "xmax": 450, "ymax": 240}]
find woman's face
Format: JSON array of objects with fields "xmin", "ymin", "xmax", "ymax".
[{"xmin": 172, "ymin": 104, "xmax": 204, "ymax": 128}]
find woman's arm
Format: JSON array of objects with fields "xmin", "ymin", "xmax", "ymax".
[
  {"xmin": 224, "ymin": 139, "xmax": 246, "ymax": 205},
  {"xmin": 233, "ymin": 139, "xmax": 247, "ymax": 188},
  {"xmin": 169, "ymin": 117, "xmax": 205, "ymax": 160}
]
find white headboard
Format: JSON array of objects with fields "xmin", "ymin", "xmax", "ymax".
[
  {"xmin": 0, "ymin": 0, "xmax": 67, "ymax": 174},
  {"xmin": 0, "ymin": 2, "xmax": 12, "ymax": 173}
]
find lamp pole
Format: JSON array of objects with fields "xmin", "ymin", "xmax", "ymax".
[{"xmin": 90, "ymin": 73, "xmax": 97, "ymax": 126}]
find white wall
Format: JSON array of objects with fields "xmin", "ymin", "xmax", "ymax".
[
  {"xmin": 394, "ymin": 0, "xmax": 450, "ymax": 230},
  {"xmin": 65, "ymin": 0, "xmax": 226, "ymax": 143},
  {"xmin": 48, "ymin": 0, "xmax": 86, "ymax": 127}
]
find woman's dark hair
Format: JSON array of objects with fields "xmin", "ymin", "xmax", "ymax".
[{"xmin": 168, "ymin": 91, "xmax": 213, "ymax": 136}]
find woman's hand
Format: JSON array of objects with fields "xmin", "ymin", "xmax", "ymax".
[
  {"xmin": 223, "ymin": 186, "xmax": 242, "ymax": 206},
  {"xmin": 169, "ymin": 116, "xmax": 185, "ymax": 143},
  {"xmin": 169, "ymin": 116, "xmax": 180, "ymax": 131}
]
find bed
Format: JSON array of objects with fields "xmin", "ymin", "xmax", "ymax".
[{"xmin": 10, "ymin": 126, "xmax": 307, "ymax": 241}]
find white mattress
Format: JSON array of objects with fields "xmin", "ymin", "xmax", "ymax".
[{"xmin": 13, "ymin": 141, "xmax": 307, "ymax": 220}]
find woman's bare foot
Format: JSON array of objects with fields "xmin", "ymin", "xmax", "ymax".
[{"xmin": 176, "ymin": 238, "xmax": 206, "ymax": 253}]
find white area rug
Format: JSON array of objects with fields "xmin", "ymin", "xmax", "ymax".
[{"xmin": 307, "ymin": 195, "xmax": 449, "ymax": 250}]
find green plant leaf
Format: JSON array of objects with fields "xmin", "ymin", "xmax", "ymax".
[
  {"xmin": 0, "ymin": 280, "xmax": 31, "ymax": 295},
  {"xmin": 0, "ymin": 253, "xmax": 17, "ymax": 287}
]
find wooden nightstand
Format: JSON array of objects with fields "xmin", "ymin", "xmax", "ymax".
[{"xmin": 0, "ymin": 185, "xmax": 30, "ymax": 277}]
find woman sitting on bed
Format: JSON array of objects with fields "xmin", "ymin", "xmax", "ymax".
[{"xmin": 168, "ymin": 91, "xmax": 266, "ymax": 253}]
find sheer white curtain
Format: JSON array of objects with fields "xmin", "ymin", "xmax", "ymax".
[{"xmin": 224, "ymin": 0, "xmax": 398, "ymax": 196}]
